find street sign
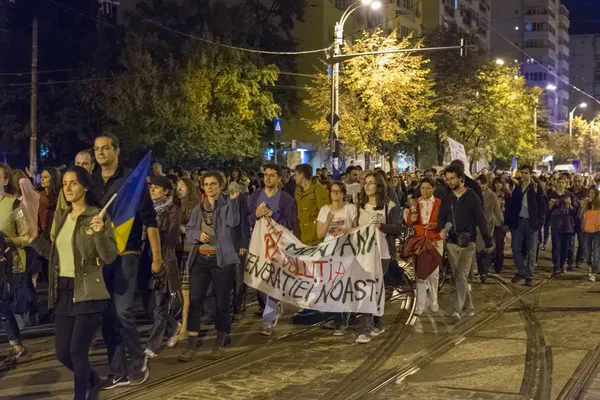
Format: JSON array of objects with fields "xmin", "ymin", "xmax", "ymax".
[
  {"xmin": 326, "ymin": 113, "xmax": 339, "ymax": 127},
  {"xmin": 274, "ymin": 118, "xmax": 282, "ymax": 134}
]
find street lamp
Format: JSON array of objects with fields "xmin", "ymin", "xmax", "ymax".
[
  {"xmin": 569, "ymin": 102, "xmax": 588, "ymax": 138},
  {"xmin": 495, "ymin": 58, "xmax": 505, "ymax": 65},
  {"xmin": 330, "ymin": 0, "xmax": 382, "ymax": 159}
]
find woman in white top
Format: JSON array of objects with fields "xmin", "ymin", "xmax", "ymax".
[
  {"xmin": 317, "ymin": 182, "xmax": 357, "ymax": 242},
  {"xmin": 355, "ymin": 172, "xmax": 403, "ymax": 344},
  {"xmin": 317, "ymin": 182, "xmax": 356, "ymax": 336}
]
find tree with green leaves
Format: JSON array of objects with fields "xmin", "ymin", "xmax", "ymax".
[
  {"xmin": 425, "ymin": 26, "xmax": 543, "ymax": 168},
  {"xmin": 304, "ymin": 29, "xmax": 436, "ymax": 169}
]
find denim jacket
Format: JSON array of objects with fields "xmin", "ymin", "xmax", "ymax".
[{"xmin": 185, "ymin": 195, "xmax": 249, "ymax": 269}]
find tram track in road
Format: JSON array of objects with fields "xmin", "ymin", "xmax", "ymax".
[
  {"xmin": 105, "ymin": 290, "xmax": 413, "ymax": 400},
  {"xmin": 324, "ymin": 287, "xmax": 416, "ymax": 400},
  {"xmin": 343, "ymin": 276, "xmax": 553, "ymax": 400},
  {"xmin": 556, "ymin": 343, "xmax": 600, "ymax": 399},
  {"xmin": 494, "ymin": 277, "xmax": 552, "ymax": 400}
]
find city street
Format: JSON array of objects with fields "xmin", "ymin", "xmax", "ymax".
[{"xmin": 1, "ymin": 248, "xmax": 600, "ymax": 400}]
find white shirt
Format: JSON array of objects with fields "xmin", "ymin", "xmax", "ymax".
[
  {"xmin": 317, "ymin": 204, "xmax": 357, "ymax": 242},
  {"xmin": 358, "ymin": 201, "xmax": 396, "ymax": 260},
  {"xmin": 418, "ymin": 197, "xmax": 435, "ymax": 225}
]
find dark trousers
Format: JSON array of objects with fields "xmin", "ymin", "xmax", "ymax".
[
  {"xmin": 188, "ymin": 259, "xmax": 235, "ymax": 334},
  {"xmin": 232, "ymin": 255, "xmax": 247, "ymax": 315},
  {"xmin": 146, "ymin": 290, "xmax": 178, "ymax": 353},
  {"xmin": 358, "ymin": 259, "xmax": 389, "ymax": 335},
  {"xmin": 55, "ymin": 313, "xmax": 101, "ymax": 400},
  {"xmin": 568, "ymin": 226, "xmax": 585, "ymax": 266},
  {"xmin": 543, "ymin": 221, "xmax": 551, "ymax": 246},
  {"xmin": 476, "ymin": 251, "xmax": 491, "ymax": 278},
  {"xmin": 493, "ymin": 227, "xmax": 506, "ymax": 273},
  {"xmin": 0, "ymin": 298, "xmax": 21, "ymax": 345},
  {"xmin": 101, "ymin": 254, "xmax": 145, "ymax": 377},
  {"xmin": 552, "ymin": 232, "xmax": 571, "ymax": 273}
]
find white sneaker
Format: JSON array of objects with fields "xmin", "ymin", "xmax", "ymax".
[
  {"xmin": 414, "ymin": 309, "xmax": 424, "ymax": 316},
  {"xmin": 166, "ymin": 322, "xmax": 183, "ymax": 348},
  {"xmin": 355, "ymin": 334, "xmax": 371, "ymax": 344},
  {"xmin": 588, "ymin": 274, "xmax": 596, "ymax": 282},
  {"xmin": 370, "ymin": 327, "xmax": 386, "ymax": 337},
  {"xmin": 430, "ymin": 302, "xmax": 439, "ymax": 313},
  {"xmin": 144, "ymin": 348, "xmax": 158, "ymax": 359},
  {"xmin": 463, "ymin": 309, "xmax": 475, "ymax": 317}
]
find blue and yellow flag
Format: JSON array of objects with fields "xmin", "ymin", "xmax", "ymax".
[
  {"xmin": 511, "ymin": 154, "xmax": 518, "ymax": 177},
  {"xmin": 109, "ymin": 151, "xmax": 152, "ymax": 253}
]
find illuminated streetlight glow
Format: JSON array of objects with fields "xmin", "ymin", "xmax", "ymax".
[
  {"xmin": 495, "ymin": 58, "xmax": 505, "ymax": 65},
  {"xmin": 546, "ymin": 84, "xmax": 557, "ymax": 91},
  {"xmin": 371, "ymin": 1, "xmax": 382, "ymax": 9},
  {"xmin": 361, "ymin": 0, "xmax": 373, "ymax": 4},
  {"xmin": 580, "ymin": 102, "xmax": 588, "ymax": 108}
]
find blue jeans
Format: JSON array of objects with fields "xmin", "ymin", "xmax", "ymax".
[
  {"xmin": 102, "ymin": 253, "xmax": 146, "ymax": 377},
  {"xmin": 511, "ymin": 219, "xmax": 539, "ymax": 280},
  {"xmin": 0, "ymin": 298, "xmax": 21, "ymax": 346},
  {"xmin": 551, "ymin": 232, "xmax": 571, "ymax": 273},
  {"xmin": 584, "ymin": 232, "xmax": 600, "ymax": 274},
  {"xmin": 146, "ymin": 290, "xmax": 178, "ymax": 353},
  {"xmin": 568, "ymin": 225, "xmax": 585, "ymax": 266}
]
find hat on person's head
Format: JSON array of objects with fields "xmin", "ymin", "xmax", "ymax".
[{"xmin": 149, "ymin": 175, "xmax": 173, "ymax": 192}]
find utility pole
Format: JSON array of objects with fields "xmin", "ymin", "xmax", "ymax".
[{"xmin": 29, "ymin": 17, "xmax": 38, "ymax": 174}]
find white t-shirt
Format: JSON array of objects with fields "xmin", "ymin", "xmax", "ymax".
[
  {"xmin": 358, "ymin": 201, "xmax": 396, "ymax": 260},
  {"xmin": 317, "ymin": 204, "xmax": 357, "ymax": 242}
]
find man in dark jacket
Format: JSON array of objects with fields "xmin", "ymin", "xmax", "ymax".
[
  {"xmin": 505, "ymin": 165, "xmax": 546, "ymax": 286},
  {"xmin": 92, "ymin": 133, "xmax": 158, "ymax": 389},
  {"xmin": 438, "ymin": 165, "xmax": 492, "ymax": 324},
  {"xmin": 448, "ymin": 160, "xmax": 484, "ymax": 204},
  {"xmin": 247, "ymin": 164, "xmax": 297, "ymax": 336}
]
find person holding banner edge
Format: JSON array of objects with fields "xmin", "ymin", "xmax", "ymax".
[
  {"xmin": 316, "ymin": 181, "xmax": 356, "ymax": 336},
  {"xmin": 179, "ymin": 171, "xmax": 248, "ymax": 362},
  {"xmin": 247, "ymin": 164, "xmax": 297, "ymax": 336},
  {"xmin": 355, "ymin": 172, "xmax": 403, "ymax": 344}
]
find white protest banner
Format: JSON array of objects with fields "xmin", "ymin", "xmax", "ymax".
[
  {"xmin": 245, "ymin": 217, "xmax": 385, "ymax": 316},
  {"xmin": 447, "ymin": 137, "xmax": 471, "ymax": 177}
]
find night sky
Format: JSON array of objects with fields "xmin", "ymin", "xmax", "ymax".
[{"xmin": 563, "ymin": 0, "xmax": 600, "ymax": 34}]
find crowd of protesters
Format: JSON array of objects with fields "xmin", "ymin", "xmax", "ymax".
[{"xmin": 0, "ymin": 132, "xmax": 598, "ymax": 399}]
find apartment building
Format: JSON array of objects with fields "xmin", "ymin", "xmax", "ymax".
[
  {"xmin": 569, "ymin": 34, "xmax": 599, "ymax": 119},
  {"xmin": 422, "ymin": 0, "xmax": 492, "ymax": 50},
  {"xmin": 491, "ymin": 0, "xmax": 570, "ymax": 126}
]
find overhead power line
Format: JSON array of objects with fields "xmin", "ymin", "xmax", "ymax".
[{"xmin": 142, "ymin": 20, "xmax": 332, "ymax": 56}]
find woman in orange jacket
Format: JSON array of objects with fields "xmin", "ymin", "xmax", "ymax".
[{"xmin": 407, "ymin": 178, "xmax": 443, "ymax": 316}]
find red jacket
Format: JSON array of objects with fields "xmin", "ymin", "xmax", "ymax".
[{"xmin": 407, "ymin": 197, "xmax": 442, "ymax": 242}]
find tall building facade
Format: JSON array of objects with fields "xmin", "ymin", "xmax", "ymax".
[
  {"xmin": 569, "ymin": 34, "xmax": 599, "ymax": 119},
  {"xmin": 491, "ymin": 0, "xmax": 570, "ymax": 126},
  {"xmin": 422, "ymin": 0, "xmax": 491, "ymax": 49}
]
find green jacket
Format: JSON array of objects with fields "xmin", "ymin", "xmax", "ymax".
[
  {"xmin": 295, "ymin": 183, "xmax": 330, "ymax": 245},
  {"xmin": 32, "ymin": 205, "xmax": 118, "ymax": 308}
]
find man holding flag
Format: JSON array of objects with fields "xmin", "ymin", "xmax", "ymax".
[{"xmin": 91, "ymin": 133, "xmax": 160, "ymax": 389}]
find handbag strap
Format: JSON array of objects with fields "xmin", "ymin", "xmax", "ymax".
[{"xmin": 450, "ymin": 196, "xmax": 458, "ymax": 234}]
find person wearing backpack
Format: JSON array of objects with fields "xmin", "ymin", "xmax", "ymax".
[{"xmin": 355, "ymin": 172, "xmax": 403, "ymax": 344}]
